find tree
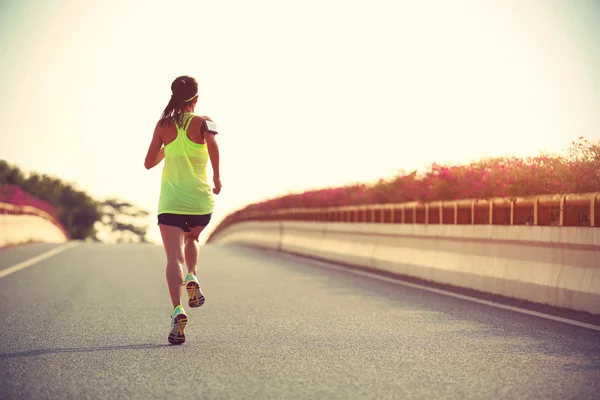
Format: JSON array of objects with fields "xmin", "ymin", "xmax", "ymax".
[
  {"xmin": 0, "ymin": 160, "xmax": 26, "ymax": 187},
  {"xmin": 1, "ymin": 160, "xmax": 149, "ymax": 243},
  {"xmin": 98, "ymin": 198, "xmax": 150, "ymax": 243}
]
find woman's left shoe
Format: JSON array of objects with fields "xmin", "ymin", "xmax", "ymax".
[{"xmin": 168, "ymin": 305, "xmax": 188, "ymax": 345}]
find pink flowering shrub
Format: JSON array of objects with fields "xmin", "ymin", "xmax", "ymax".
[
  {"xmin": 0, "ymin": 184, "xmax": 58, "ymax": 218},
  {"xmin": 239, "ymin": 137, "xmax": 600, "ymax": 215}
]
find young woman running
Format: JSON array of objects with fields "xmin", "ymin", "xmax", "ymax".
[{"xmin": 144, "ymin": 75, "xmax": 222, "ymax": 345}]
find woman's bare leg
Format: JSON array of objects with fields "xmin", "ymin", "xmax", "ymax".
[
  {"xmin": 183, "ymin": 225, "xmax": 206, "ymax": 275},
  {"xmin": 160, "ymin": 224, "xmax": 185, "ymax": 308}
]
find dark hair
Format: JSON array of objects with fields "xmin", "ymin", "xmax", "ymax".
[{"xmin": 159, "ymin": 75, "xmax": 198, "ymax": 127}]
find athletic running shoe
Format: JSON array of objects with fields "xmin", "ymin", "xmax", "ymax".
[
  {"xmin": 184, "ymin": 273, "xmax": 206, "ymax": 308},
  {"xmin": 168, "ymin": 305, "xmax": 188, "ymax": 345}
]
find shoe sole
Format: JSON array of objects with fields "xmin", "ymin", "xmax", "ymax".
[
  {"xmin": 168, "ymin": 314, "xmax": 188, "ymax": 345},
  {"xmin": 186, "ymin": 281, "xmax": 205, "ymax": 308}
]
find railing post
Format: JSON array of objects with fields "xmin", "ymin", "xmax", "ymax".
[
  {"xmin": 591, "ymin": 193, "xmax": 600, "ymax": 227},
  {"xmin": 510, "ymin": 200, "xmax": 515, "ymax": 225},
  {"xmin": 453, "ymin": 202, "xmax": 458, "ymax": 224},
  {"xmin": 559, "ymin": 195, "xmax": 566, "ymax": 226}
]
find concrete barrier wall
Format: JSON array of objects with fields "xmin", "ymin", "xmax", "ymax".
[
  {"xmin": 0, "ymin": 214, "xmax": 68, "ymax": 248},
  {"xmin": 209, "ymin": 221, "xmax": 281, "ymax": 250},
  {"xmin": 208, "ymin": 220, "xmax": 600, "ymax": 315}
]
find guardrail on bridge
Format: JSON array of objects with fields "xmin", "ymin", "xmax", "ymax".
[
  {"xmin": 209, "ymin": 192, "xmax": 600, "ymax": 241},
  {"xmin": 0, "ymin": 185, "xmax": 69, "ymax": 247}
]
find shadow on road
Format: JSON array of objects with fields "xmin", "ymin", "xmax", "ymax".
[{"xmin": 0, "ymin": 343, "xmax": 171, "ymax": 359}]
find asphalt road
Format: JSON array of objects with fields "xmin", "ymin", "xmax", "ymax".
[{"xmin": 0, "ymin": 242, "xmax": 599, "ymax": 400}]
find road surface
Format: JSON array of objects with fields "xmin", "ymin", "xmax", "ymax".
[{"xmin": 0, "ymin": 242, "xmax": 599, "ymax": 399}]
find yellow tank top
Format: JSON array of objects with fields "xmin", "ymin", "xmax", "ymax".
[{"xmin": 158, "ymin": 113, "xmax": 214, "ymax": 215}]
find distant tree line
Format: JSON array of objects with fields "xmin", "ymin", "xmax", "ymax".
[{"xmin": 0, "ymin": 160, "xmax": 149, "ymax": 243}]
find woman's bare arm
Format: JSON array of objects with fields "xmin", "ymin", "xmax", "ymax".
[
  {"xmin": 205, "ymin": 132, "xmax": 221, "ymax": 194},
  {"xmin": 144, "ymin": 125, "xmax": 164, "ymax": 170},
  {"xmin": 154, "ymin": 147, "xmax": 165, "ymax": 166}
]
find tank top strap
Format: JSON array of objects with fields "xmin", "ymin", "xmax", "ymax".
[
  {"xmin": 182, "ymin": 113, "xmax": 194, "ymax": 132},
  {"xmin": 173, "ymin": 113, "xmax": 194, "ymax": 131}
]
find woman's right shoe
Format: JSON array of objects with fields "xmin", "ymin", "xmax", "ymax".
[{"xmin": 184, "ymin": 273, "xmax": 206, "ymax": 308}]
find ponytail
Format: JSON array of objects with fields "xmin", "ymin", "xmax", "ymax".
[
  {"xmin": 158, "ymin": 76, "xmax": 198, "ymax": 127},
  {"xmin": 158, "ymin": 95, "xmax": 185, "ymax": 127}
]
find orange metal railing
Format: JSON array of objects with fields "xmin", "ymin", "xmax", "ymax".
[
  {"xmin": 208, "ymin": 192, "xmax": 600, "ymax": 240},
  {"xmin": 0, "ymin": 202, "xmax": 70, "ymax": 240}
]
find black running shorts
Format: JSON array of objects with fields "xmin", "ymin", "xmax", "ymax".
[{"xmin": 157, "ymin": 213, "xmax": 212, "ymax": 232}]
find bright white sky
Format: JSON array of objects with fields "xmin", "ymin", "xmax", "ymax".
[{"xmin": 1, "ymin": 0, "xmax": 600, "ymax": 244}]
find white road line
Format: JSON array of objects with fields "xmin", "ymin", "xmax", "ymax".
[
  {"xmin": 0, "ymin": 242, "xmax": 80, "ymax": 279},
  {"xmin": 278, "ymin": 252, "xmax": 600, "ymax": 332}
]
